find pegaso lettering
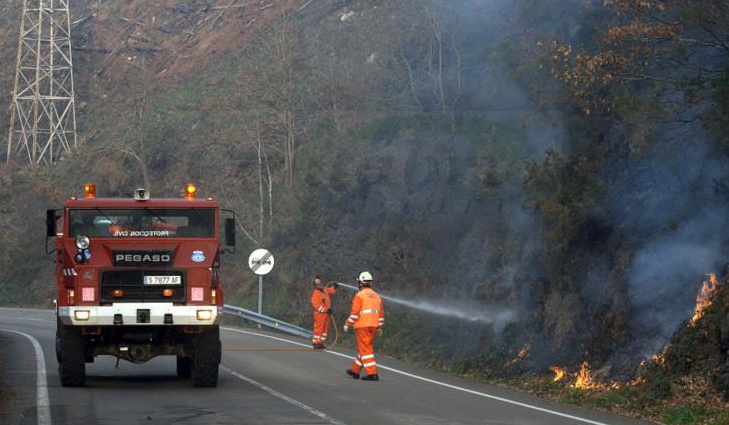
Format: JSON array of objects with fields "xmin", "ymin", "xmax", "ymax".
[{"xmin": 115, "ymin": 254, "xmax": 171, "ymax": 263}]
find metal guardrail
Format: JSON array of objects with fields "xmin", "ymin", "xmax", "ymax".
[{"xmin": 223, "ymin": 304, "xmax": 313, "ymax": 340}]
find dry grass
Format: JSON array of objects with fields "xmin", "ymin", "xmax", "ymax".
[{"xmin": 496, "ymin": 364, "xmax": 729, "ymax": 425}]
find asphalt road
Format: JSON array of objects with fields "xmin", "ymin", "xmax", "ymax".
[{"xmin": 0, "ymin": 307, "xmax": 653, "ymax": 425}]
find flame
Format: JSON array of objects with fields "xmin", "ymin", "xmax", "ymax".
[
  {"xmin": 573, "ymin": 361, "xmax": 597, "ymax": 389},
  {"xmin": 628, "ymin": 376, "xmax": 645, "ymax": 386},
  {"xmin": 551, "ymin": 362, "xmax": 626, "ymax": 389},
  {"xmin": 517, "ymin": 344, "xmax": 530, "ymax": 359},
  {"xmin": 644, "ymin": 274, "xmax": 721, "ymax": 372},
  {"xmin": 690, "ymin": 274, "xmax": 719, "ymax": 326},
  {"xmin": 571, "ymin": 361, "xmax": 621, "ymax": 390},
  {"xmin": 504, "ymin": 343, "xmax": 530, "ymax": 367},
  {"xmin": 549, "ymin": 366, "xmax": 566, "ymax": 382}
]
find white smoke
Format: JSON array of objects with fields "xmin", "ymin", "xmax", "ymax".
[
  {"xmin": 629, "ymin": 207, "xmax": 729, "ymax": 354},
  {"xmin": 337, "ymin": 282, "xmax": 518, "ymax": 331}
]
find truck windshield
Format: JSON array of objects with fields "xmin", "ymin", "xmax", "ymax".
[{"xmin": 68, "ymin": 208, "xmax": 215, "ymax": 238}]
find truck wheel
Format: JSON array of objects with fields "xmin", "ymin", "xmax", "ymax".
[
  {"xmin": 177, "ymin": 356, "xmax": 192, "ymax": 378},
  {"xmin": 58, "ymin": 325, "xmax": 86, "ymax": 387},
  {"xmin": 191, "ymin": 327, "xmax": 220, "ymax": 387}
]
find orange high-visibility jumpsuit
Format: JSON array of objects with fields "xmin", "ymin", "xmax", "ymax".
[
  {"xmin": 346, "ymin": 287, "xmax": 384, "ymax": 376},
  {"xmin": 311, "ymin": 286, "xmax": 336, "ymax": 345}
]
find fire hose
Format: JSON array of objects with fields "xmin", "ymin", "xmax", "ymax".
[
  {"xmin": 224, "ymin": 281, "xmax": 341, "ymax": 352},
  {"xmin": 113, "ymin": 313, "xmax": 338, "ymax": 368},
  {"xmin": 223, "ymin": 313, "xmax": 340, "ymax": 352}
]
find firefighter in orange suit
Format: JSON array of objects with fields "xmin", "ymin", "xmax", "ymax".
[
  {"xmin": 310, "ymin": 275, "xmax": 338, "ymax": 349},
  {"xmin": 344, "ymin": 271, "xmax": 384, "ymax": 381}
]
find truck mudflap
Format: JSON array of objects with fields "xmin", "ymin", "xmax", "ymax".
[{"xmin": 58, "ymin": 303, "xmax": 222, "ymax": 326}]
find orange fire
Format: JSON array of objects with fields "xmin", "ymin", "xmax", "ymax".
[
  {"xmin": 518, "ymin": 344, "xmax": 530, "ymax": 358},
  {"xmin": 628, "ymin": 376, "xmax": 645, "ymax": 386},
  {"xmin": 549, "ymin": 366, "xmax": 566, "ymax": 382},
  {"xmin": 550, "ymin": 363, "xmax": 627, "ymax": 389},
  {"xmin": 504, "ymin": 343, "xmax": 530, "ymax": 367},
  {"xmin": 573, "ymin": 361, "xmax": 598, "ymax": 389},
  {"xmin": 690, "ymin": 274, "xmax": 719, "ymax": 326},
  {"xmin": 571, "ymin": 361, "xmax": 621, "ymax": 390},
  {"xmin": 651, "ymin": 353, "xmax": 665, "ymax": 365}
]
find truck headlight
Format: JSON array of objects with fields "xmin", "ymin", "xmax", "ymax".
[
  {"xmin": 75, "ymin": 235, "xmax": 90, "ymax": 250},
  {"xmin": 196, "ymin": 309, "xmax": 213, "ymax": 321},
  {"xmin": 74, "ymin": 310, "xmax": 90, "ymax": 321}
]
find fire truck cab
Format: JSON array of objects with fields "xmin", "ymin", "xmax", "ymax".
[{"xmin": 46, "ymin": 184, "xmax": 235, "ymax": 387}]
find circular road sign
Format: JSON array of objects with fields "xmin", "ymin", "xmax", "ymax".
[{"xmin": 249, "ymin": 248, "xmax": 274, "ymax": 275}]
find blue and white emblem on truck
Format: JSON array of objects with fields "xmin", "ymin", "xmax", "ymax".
[{"xmin": 191, "ymin": 250, "xmax": 205, "ymax": 262}]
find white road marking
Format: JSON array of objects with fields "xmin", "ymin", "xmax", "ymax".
[
  {"xmin": 17, "ymin": 317, "xmax": 55, "ymax": 323},
  {"xmin": 221, "ymin": 365, "xmax": 348, "ymax": 425},
  {"xmin": 0, "ymin": 311, "xmax": 619, "ymax": 425},
  {"xmin": 221, "ymin": 327, "xmax": 617, "ymax": 425},
  {"xmin": 1, "ymin": 328, "xmax": 52, "ymax": 425},
  {"xmin": 0, "ymin": 307, "xmax": 54, "ymax": 313}
]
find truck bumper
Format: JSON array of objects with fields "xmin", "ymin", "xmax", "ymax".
[{"xmin": 58, "ymin": 303, "xmax": 222, "ymax": 326}]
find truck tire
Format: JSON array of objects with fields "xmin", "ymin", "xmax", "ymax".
[
  {"xmin": 57, "ymin": 325, "xmax": 86, "ymax": 387},
  {"xmin": 191, "ymin": 327, "xmax": 220, "ymax": 387},
  {"xmin": 177, "ymin": 356, "xmax": 192, "ymax": 378}
]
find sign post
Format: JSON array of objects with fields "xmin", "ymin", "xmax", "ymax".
[
  {"xmin": 248, "ymin": 249, "xmax": 274, "ymax": 325},
  {"xmin": 258, "ymin": 275, "xmax": 262, "ymax": 316}
]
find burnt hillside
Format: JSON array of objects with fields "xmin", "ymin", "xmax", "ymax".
[{"xmin": 1, "ymin": 1, "xmax": 729, "ymax": 421}]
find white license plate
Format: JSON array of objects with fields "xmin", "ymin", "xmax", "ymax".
[{"xmin": 144, "ymin": 275, "xmax": 181, "ymax": 285}]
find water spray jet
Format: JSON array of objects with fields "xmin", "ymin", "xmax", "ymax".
[{"xmin": 335, "ymin": 282, "xmax": 517, "ymax": 330}]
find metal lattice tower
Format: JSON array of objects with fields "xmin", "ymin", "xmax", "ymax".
[{"xmin": 6, "ymin": 0, "xmax": 77, "ymax": 165}]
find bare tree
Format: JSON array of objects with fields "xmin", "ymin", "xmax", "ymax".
[
  {"xmin": 254, "ymin": 116, "xmax": 274, "ymax": 239},
  {"xmin": 398, "ymin": 1, "xmax": 465, "ymax": 128},
  {"xmin": 245, "ymin": 14, "xmax": 308, "ymax": 187},
  {"xmin": 96, "ymin": 55, "xmax": 154, "ymax": 190},
  {"xmin": 129, "ymin": 57, "xmax": 153, "ymax": 191}
]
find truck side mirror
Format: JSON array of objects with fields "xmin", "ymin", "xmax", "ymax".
[
  {"xmin": 46, "ymin": 209, "xmax": 57, "ymax": 237},
  {"xmin": 225, "ymin": 218, "xmax": 236, "ymax": 248}
]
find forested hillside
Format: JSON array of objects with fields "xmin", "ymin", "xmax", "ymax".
[{"xmin": 1, "ymin": 0, "xmax": 728, "ymax": 422}]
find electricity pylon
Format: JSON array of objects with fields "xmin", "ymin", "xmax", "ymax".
[{"xmin": 6, "ymin": 0, "xmax": 78, "ymax": 165}]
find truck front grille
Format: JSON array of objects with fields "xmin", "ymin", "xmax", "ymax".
[{"xmin": 100, "ymin": 270, "xmax": 186, "ymax": 303}]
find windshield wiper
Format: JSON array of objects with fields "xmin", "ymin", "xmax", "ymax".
[
  {"xmin": 94, "ymin": 207, "xmax": 114, "ymax": 224},
  {"xmin": 144, "ymin": 207, "xmax": 168, "ymax": 223},
  {"xmin": 187, "ymin": 208, "xmax": 212, "ymax": 236}
]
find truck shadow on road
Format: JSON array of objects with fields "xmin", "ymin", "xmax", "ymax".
[{"xmin": 80, "ymin": 374, "xmax": 219, "ymax": 389}]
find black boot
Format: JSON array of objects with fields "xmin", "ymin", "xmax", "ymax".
[
  {"xmin": 346, "ymin": 369, "xmax": 360, "ymax": 379},
  {"xmin": 312, "ymin": 344, "xmax": 325, "ymax": 349},
  {"xmin": 361, "ymin": 374, "xmax": 379, "ymax": 381}
]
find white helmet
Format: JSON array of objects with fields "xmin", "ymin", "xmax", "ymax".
[{"xmin": 358, "ymin": 271, "xmax": 373, "ymax": 285}]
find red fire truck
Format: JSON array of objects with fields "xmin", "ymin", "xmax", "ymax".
[{"xmin": 46, "ymin": 184, "xmax": 236, "ymax": 387}]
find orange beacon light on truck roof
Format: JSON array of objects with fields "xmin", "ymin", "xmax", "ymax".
[
  {"xmin": 84, "ymin": 184, "xmax": 96, "ymax": 198},
  {"xmin": 184, "ymin": 183, "xmax": 196, "ymax": 199}
]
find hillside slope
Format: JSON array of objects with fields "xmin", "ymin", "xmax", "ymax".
[{"xmin": 1, "ymin": 3, "xmax": 728, "ymax": 422}]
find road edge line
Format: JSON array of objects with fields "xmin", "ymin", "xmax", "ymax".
[
  {"xmin": 1, "ymin": 328, "xmax": 52, "ymax": 425},
  {"xmin": 221, "ymin": 327, "xmax": 615, "ymax": 425},
  {"xmin": 221, "ymin": 365, "xmax": 348, "ymax": 425}
]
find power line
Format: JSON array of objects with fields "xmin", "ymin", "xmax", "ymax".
[{"xmin": 7, "ymin": 0, "xmax": 78, "ymax": 165}]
